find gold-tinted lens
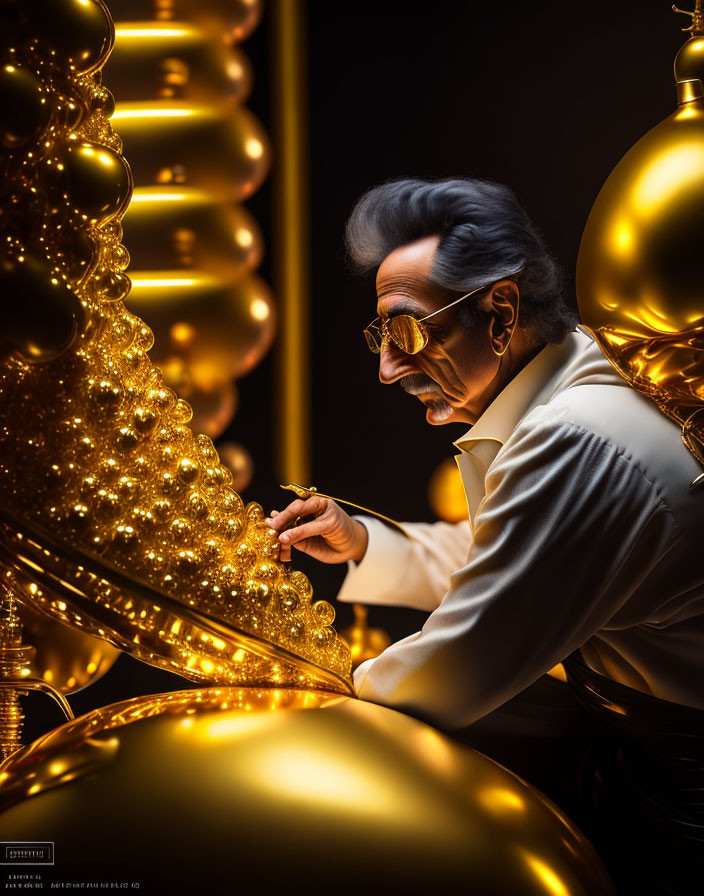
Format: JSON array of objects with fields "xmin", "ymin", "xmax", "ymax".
[
  {"xmin": 363, "ymin": 328, "xmax": 381, "ymax": 353},
  {"xmin": 389, "ymin": 315, "xmax": 427, "ymax": 354}
]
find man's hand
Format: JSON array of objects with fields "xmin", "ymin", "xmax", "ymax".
[{"xmin": 266, "ymin": 496, "xmax": 368, "ymax": 565}]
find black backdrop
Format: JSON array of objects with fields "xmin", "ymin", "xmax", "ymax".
[{"xmin": 23, "ymin": 0, "xmax": 687, "ymax": 735}]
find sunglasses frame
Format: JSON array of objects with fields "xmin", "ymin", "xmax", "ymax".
[{"xmin": 363, "ymin": 281, "xmax": 494, "ymax": 356}]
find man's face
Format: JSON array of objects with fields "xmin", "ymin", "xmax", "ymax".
[{"xmin": 374, "ymin": 235, "xmax": 507, "ymax": 426}]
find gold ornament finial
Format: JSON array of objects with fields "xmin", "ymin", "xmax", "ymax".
[
  {"xmin": 578, "ymin": 0, "xmax": 704, "ymax": 478},
  {"xmin": 340, "ymin": 604, "xmax": 392, "ymax": 670},
  {"xmin": 0, "ymin": 574, "xmax": 73, "ymax": 765},
  {"xmin": 673, "ymin": 1, "xmax": 704, "ymax": 33}
]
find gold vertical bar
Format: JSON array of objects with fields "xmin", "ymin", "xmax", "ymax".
[{"xmin": 271, "ymin": 0, "xmax": 311, "ymax": 485}]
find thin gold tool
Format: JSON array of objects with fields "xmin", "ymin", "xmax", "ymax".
[{"xmin": 280, "ymin": 484, "xmax": 410, "ymax": 537}]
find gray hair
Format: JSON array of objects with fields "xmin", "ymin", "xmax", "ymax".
[{"xmin": 345, "ymin": 177, "xmax": 577, "ymax": 343}]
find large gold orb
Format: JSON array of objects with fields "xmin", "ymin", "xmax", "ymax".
[
  {"xmin": 577, "ymin": 32, "xmax": 704, "ymax": 464},
  {"xmin": 0, "ymin": 688, "xmax": 614, "ymax": 893},
  {"xmin": 577, "ymin": 96, "xmax": 704, "ymax": 337}
]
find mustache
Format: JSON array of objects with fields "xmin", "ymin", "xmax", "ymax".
[{"xmin": 398, "ymin": 374, "xmax": 444, "ymax": 396}]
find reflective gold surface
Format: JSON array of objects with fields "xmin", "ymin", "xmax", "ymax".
[
  {"xmin": 126, "ymin": 270, "xmax": 276, "ymax": 389},
  {"xmin": 340, "ymin": 604, "xmax": 391, "ymax": 670},
  {"xmin": 162, "ymin": 379, "xmax": 238, "ymax": 441},
  {"xmin": 272, "ymin": 0, "xmax": 312, "ymax": 485},
  {"xmin": 105, "ymin": 23, "xmax": 253, "ymax": 104},
  {"xmin": 0, "ymin": 688, "xmax": 615, "ymax": 893},
  {"xmin": 122, "ymin": 186, "xmax": 263, "ymax": 275},
  {"xmin": 0, "ymin": 0, "xmax": 351, "ymax": 693},
  {"xmin": 577, "ymin": 10, "xmax": 704, "ymax": 466},
  {"xmin": 429, "ymin": 456, "xmax": 469, "ymax": 523},
  {"xmin": 111, "ymin": 102, "xmax": 270, "ymax": 202},
  {"xmin": 12, "ymin": 580, "xmax": 120, "ymax": 694},
  {"xmin": 218, "ymin": 441, "xmax": 254, "ymax": 493},
  {"xmin": 106, "ymin": 0, "xmax": 264, "ymax": 46}
]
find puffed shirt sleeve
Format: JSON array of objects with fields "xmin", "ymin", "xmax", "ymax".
[
  {"xmin": 353, "ymin": 407, "xmax": 676, "ymax": 729},
  {"xmin": 336, "ymin": 516, "xmax": 472, "ymax": 612}
]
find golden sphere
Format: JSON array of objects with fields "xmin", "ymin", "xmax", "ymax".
[
  {"xmin": 0, "ymin": 254, "xmax": 85, "ymax": 363},
  {"xmin": 158, "ymin": 356, "xmax": 238, "ymax": 439},
  {"xmin": 54, "ymin": 141, "xmax": 133, "ymax": 225},
  {"xmin": 105, "ymin": 22, "xmax": 253, "ymax": 104},
  {"xmin": 121, "ymin": 187, "xmax": 263, "ymax": 274},
  {"xmin": 187, "ymin": 383, "xmax": 238, "ymax": 439},
  {"xmin": 126, "ymin": 271, "xmax": 276, "ymax": 389},
  {"xmin": 218, "ymin": 441, "xmax": 253, "ymax": 492},
  {"xmin": 428, "ymin": 457, "xmax": 468, "ymax": 523},
  {"xmin": 577, "ymin": 96, "xmax": 704, "ymax": 336},
  {"xmin": 0, "ymin": 63, "xmax": 52, "ymax": 150},
  {"xmin": 19, "ymin": 0, "xmax": 114, "ymax": 75},
  {"xmin": 107, "ymin": 0, "xmax": 264, "ymax": 45},
  {"xmin": 674, "ymin": 35, "xmax": 704, "ymax": 87},
  {"xmin": 0, "ymin": 688, "xmax": 614, "ymax": 893},
  {"xmin": 577, "ymin": 35, "xmax": 704, "ymax": 459},
  {"xmin": 111, "ymin": 102, "xmax": 270, "ymax": 201}
]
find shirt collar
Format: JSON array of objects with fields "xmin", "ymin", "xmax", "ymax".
[{"xmin": 453, "ymin": 328, "xmax": 591, "ymax": 453}]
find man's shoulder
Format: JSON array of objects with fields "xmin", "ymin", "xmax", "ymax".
[{"xmin": 522, "ymin": 373, "xmax": 703, "ymax": 510}]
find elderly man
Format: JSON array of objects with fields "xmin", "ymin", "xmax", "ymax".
[{"xmin": 267, "ymin": 177, "xmax": 704, "ymax": 730}]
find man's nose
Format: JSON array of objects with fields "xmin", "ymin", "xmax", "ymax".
[{"xmin": 378, "ymin": 343, "xmax": 408, "ymax": 384}]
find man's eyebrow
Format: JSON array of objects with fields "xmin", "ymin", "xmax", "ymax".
[{"xmin": 376, "ymin": 299, "xmax": 424, "ymax": 319}]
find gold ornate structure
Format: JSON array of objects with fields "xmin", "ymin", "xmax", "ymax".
[
  {"xmin": 0, "ymin": 579, "xmax": 73, "ymax": 762},
  {"xmin": 0, "ymin": 0, "xmax": 353, "ymax": 742},
  {"xmin": 577, "ymin": 0, "xmax": 704, "ymax": 474}
]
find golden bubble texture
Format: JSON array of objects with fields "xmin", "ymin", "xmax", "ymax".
[{"xmin": 0, "ymin": 0, "xmax": 351, "ymax": 692}]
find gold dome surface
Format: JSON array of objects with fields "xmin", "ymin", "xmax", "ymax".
[{"xmin": 0, "ymin": 687, "xmax": 615, "ymax": 894}]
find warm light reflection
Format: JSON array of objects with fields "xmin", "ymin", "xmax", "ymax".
[
  {"xmin": 522, "ymin": 851, "xmax": 570, "ymax": 896},
  {"xmin": 129, "ymin": 192, "xmax": 189, "ymax": 203},
  {"xmin": 547, "ymin": 663, "xmax": 567, "ymax": 683},
  {"xmin": 236, "ymin": 227, "xmax": 254, "ymax": 247},
  {"xmin": 478, "ymin": 787, "xmax": 526, "ymax": 815},
  {"xmin": 622, "ymin": 306, "xmax": 680, "ymax": 334},
  {"xmin": 245, "ymin": 138, "xmax": 264, "ymax": 159},
  {"xmin": 130, "ymin": 277, "xmax": 199, "ymax": 288},
  {"xmin": 634, "ymin": 145, "xmax": 704, "ymax": 216},
  {"xmin": 112, "ymin": 108, "xmax": 195, "ymax": 120},
  {"xmin": 115, "ymin": 27, "xmax": 189, "ymax": 38},
  {"xmin": 250, "ymin": 298, "xmax": 269, "ymax": 321},
  {"xmin": 610, "ymin": 219, "xmax": 635, "ymax": 257},
  {"xmin": 202, "ymin": 713, "xmax": 276, "ymax": 741},
  {"xmin": 251, "ymin": 743, "xmax": 394, "ymax": 814}
]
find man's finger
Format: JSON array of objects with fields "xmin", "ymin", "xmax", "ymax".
[
  {"xmin": 266, "ymin": 497, "xmax": 328, "ymax": 530},
  {"xmin": 278, "ymin": 517, "xmax": 330, "ymax": 546}
]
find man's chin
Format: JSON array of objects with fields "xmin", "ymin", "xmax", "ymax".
[{"xmin": 425, "ymin": 402, "xmax": 455, "ymax": 425}]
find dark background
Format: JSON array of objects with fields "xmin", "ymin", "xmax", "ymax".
[{"xmin": 23, "ymin": 0, "xmax": 688, "ymax": 733}]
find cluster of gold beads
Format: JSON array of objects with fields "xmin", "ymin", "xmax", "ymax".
[{"xmin": 0, "ymin": 0, "xmax": 351, "ymax": 685}]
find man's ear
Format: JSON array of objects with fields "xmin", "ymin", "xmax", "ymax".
[{"xmin": 487, "ymin": 280, "xmax": 519, "ymax": 356}]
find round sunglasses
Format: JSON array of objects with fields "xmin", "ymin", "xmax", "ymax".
[{"xmin": 363, "ymin": 282, "xmax": 491, "ymax": 355}]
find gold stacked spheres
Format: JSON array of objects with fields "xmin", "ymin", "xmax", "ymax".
[{"xmin": 0, "ymin": 0, "xmax": 351, "ymax": 692}]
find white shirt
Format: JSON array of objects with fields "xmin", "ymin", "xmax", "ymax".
[{"xmin": 337, "ymin": 329, "xmax": 704, "ymax": 729}]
